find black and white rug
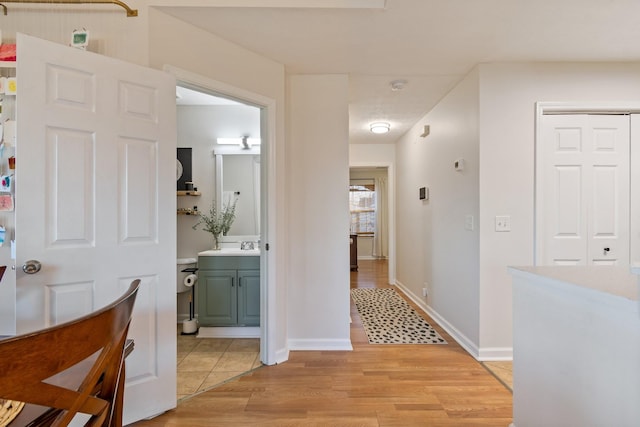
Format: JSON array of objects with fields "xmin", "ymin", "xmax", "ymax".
[{"xmin": 351, "ymin": 288, "xmax": 447, "ymax": 345}]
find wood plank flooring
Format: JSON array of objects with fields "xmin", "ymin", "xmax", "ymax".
[{"xmin": 133, "ymin": 259, "xmax": 512, "ymax": 426}]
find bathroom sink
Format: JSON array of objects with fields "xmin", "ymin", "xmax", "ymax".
[{"xmin": 198, "ymin": 248, "xmax": 260, "ymax": 257}]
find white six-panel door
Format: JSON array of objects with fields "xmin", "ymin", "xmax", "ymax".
[
  {"xmin": 540, "ymin": 114, "xmax": 630, "ymax": 265},
  {"xmin": 15, "ymin": 33, "xmax": 177, "ymax": 423}
]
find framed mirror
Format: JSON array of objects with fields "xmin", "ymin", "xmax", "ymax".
[{"xmin": 214, "ymin": 148, "xmax": 260, "ymax": 238}]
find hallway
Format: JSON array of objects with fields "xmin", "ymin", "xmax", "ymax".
[{"xmin": 135, "ymin": 259, "xmax": 513, "ymax": 426}]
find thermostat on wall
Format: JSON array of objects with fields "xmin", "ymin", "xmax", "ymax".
[
  {"xmin": 419, "ymin": 186, "xmax": 429, "ymax": 201},
  {"xmin": 454, "ymin": 158, "xmax": 465, "ymax": 171}
]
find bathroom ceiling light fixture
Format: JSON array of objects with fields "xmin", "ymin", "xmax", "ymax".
[
  {"xmin": 370, "ymin": 122, "xmax": 390, "ymax": 134},
  {"xmin": 217, "ymin": 137, "xmax": 261, "ymax": 146}
]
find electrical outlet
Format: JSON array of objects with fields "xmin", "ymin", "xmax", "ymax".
[
  {"xmin": 422, "ymin": 287, "xmax": 428, "ymax": 297},
  {"xmin": 495, "ymin": 215, "xmax": 511, "ymax": 232}
]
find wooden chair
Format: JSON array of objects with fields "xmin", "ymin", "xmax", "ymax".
[{"xmin": 0, "ymin": 280, "xmax": 140, "ymax": 427}]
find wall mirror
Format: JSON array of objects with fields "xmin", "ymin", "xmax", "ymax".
[{"xmin": 214, "ymin": 147, "xmax": 261, "ymax": 239}]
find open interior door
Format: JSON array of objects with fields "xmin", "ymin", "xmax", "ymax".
[{"xmin": 15, "ymin": 33, "xmax": 177, "ymax": 423}]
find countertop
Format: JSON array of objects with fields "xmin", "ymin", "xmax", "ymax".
[
  {"xmin": 198, "ymin": 248, "xmax": 260, "ymax": 257},
  {"xmin": 508, "ymin": 265, "xmax": 639, "ymax": 302}
]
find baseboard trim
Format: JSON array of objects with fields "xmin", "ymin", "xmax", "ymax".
[
  {"xmin": 394, "ymin": 280, "xmax": 481, "ymax": 360},
  {"xmin": 288, "ymin": 338, "xmax": 353, "ymax": 351},
  {"xmin": 478, "ymin": 347, "xmax": 513, "ymax": 361},
  {"xmin": 273, "ymin": 347, "xmax": 290, "ymax": 365},
  {"xmin": 197, "ymin": 326, "xmax": 260, "ymax": 338}
]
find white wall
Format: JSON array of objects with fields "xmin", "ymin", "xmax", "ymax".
[
  {"xmin": 287, "ymin": 74, "xmax": 352, "ymax": 350},
  {"xmin": 478, "ymin": 62, "xmax": 640, "ymax": 358},
  {"xmin": 396, "ymin": 62, "xmax": 640, "ymax": 360},
  {"xmin": 395, "ymin": 69, "xmax": 481, "ymax": 353}
]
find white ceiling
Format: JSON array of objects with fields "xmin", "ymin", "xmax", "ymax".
[{"xmin": 158, "ymin": 0, "xmax": 640, "ymax": 144}]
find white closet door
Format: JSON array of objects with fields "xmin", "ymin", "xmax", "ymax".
[{"xmin": 540, "ymin": 114, "xmax": 629, "ymax": 265}]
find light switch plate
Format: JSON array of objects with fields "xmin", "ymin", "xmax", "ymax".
[{"xmin": 465, "ymin": 215, "xmax": 474, "ymax": 231}]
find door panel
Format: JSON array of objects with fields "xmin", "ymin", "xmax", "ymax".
[
  {"xmin": 119, "ymin": 138, "xmax": 158, "ymax": 242},
  {"xmin": 540, "ymin": 114, "xmax": 630, "ymax": 266},
  {"xmin": 199, "ymin": 270, "xmax": 237, "ymax": 325},
  {"xmin": 238, "ymin": 269, "xmax": 260, "ymax": 326},
  {"xmin": 16, "ymin": 33, "xmax": 176, "ymax": 424},
  {"xmin": 46, "ymin": 127, "xmax": 95, "ymax": 248}
]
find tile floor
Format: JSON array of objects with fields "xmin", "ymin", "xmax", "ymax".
[{"xmin": 177, "ymin": 332, "xmax": 262, "ymax": 400}]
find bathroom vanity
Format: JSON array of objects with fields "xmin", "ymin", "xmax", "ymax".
[{"xmin": 197, "ymin": 249, "xmax": 260, "ymax": 327}]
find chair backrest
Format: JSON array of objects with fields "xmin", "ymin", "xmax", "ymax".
[{"xmin": 0, "ymin": 279, "xmax": 140, "ymax": 426}]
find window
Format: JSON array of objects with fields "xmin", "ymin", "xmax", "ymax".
[{"xmin": 350, "ymin": 182, "xmax": 376, "ymax": 234}]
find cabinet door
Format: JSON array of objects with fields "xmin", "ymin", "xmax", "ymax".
[
  {"xmin": 198, "ymin": 270, "xmax": 237, "ymax": 326},
  {"xmin": 237, "ymin": 269, "xmax": 260, "ymax": 326}
]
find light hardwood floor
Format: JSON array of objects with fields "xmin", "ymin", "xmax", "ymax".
[{"xmin": 133, "ymin": 259, "xmax": 513, "ymax": 426}]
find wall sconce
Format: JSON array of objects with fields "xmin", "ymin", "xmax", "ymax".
[
  {"xmin": 217, "ymin": 137, "xmax": 261, "ymax": 147},
  {"xmin": 370, "ymin": 122, "xmax": 390, "ymax": 134}
]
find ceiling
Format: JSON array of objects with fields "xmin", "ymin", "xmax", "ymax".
[{"xmin": 158, "ymin": 0, "xmax": 640, "ymax": 144}]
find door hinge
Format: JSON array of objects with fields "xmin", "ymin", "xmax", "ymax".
[{"xmin": 265, "ymin": 243, "xmax": 270, "ymax": 251}]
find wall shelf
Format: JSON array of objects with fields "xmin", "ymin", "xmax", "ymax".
[
  {"xmin": 177, "ymin": 191, "xmax": 201, "ymax": 196},
  {"xmin": 177, "ymin": 209, "xmax": 199, "ymax": 216},
  {"xmin": 0, "ymin": 61, "xmax": 16, "ymax": 68}
]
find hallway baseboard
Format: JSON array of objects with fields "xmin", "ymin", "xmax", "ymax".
[
  {"xmin": 197, "ymin": 326, "xmax": 260, "ymax": 338},
  {"xmin": 394, "ymin": 280, "xmax": 498, "ymax": 360}
]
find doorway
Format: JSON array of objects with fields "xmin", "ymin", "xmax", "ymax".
[
  {"xmin": 535, "ymin": 102, "xmax": 640, "ymax": 266},
  {"xmin": 174, "ymin": 84, "xmax": 263, "ymax": 398},
  {"xmin": 348, "ymin": 161, "xmax": 396, "ymax": 286},
  {"xmin": 349, "ymin": 167, "xmax": 390, "ymax": 263},
  {"xmin": 167, "ymin": 66, "xmax": 278, "ymax": 370}
]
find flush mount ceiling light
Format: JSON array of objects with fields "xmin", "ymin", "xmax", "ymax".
[
  {"xmin": 390, "ymin": 79, "xmax": 408, "ymax": 91},
  {"xmin": 370, "ymin": 122, "xmax": 390, "ymax": 134}
]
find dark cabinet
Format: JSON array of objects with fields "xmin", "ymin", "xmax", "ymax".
[{"xmin": 350, "ymin": 234, "xmax": 358, "ymax": 271}]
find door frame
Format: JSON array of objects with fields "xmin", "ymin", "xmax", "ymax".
[
  {"xmin": 534, "ymin": 101, "xmax": 640, "ymax": 265},
  {"xmin": 164, "ymin": 65, "xmax": 278, "ymax": 365},
  {"xmin": 348, "ymin": 161, "xmax": 396, "ymax": 284}
]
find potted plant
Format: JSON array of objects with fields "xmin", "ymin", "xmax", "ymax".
[{"xmin": 192, "ymin": 199, "xmax": 237, "ymax": 250}]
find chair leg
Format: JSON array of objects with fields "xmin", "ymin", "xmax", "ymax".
[{"xmin": 108, "ymin": 362, "xmax": 125, "ymax": 427}]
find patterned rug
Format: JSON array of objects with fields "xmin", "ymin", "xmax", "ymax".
[{"xmin": 351, "ymin": 288, "xmax": 447, "ymax": 344}]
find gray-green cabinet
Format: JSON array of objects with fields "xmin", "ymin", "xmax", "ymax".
[{"xmin": 198, "ymin": 256, "xmax": 260, "ymax": 326}]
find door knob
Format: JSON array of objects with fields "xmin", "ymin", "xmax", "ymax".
[
  {"xmin": 603, "ymin": 247, "xmax": 610, "ymax": 255},
  {"xmin": 22, "ymin": 260, "xmax": 42, "ymax": 274}
]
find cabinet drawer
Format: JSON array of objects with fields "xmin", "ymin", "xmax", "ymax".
[{"xmin": 198, "ymin": 255, "xmax": 259, "ymax": 270}]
